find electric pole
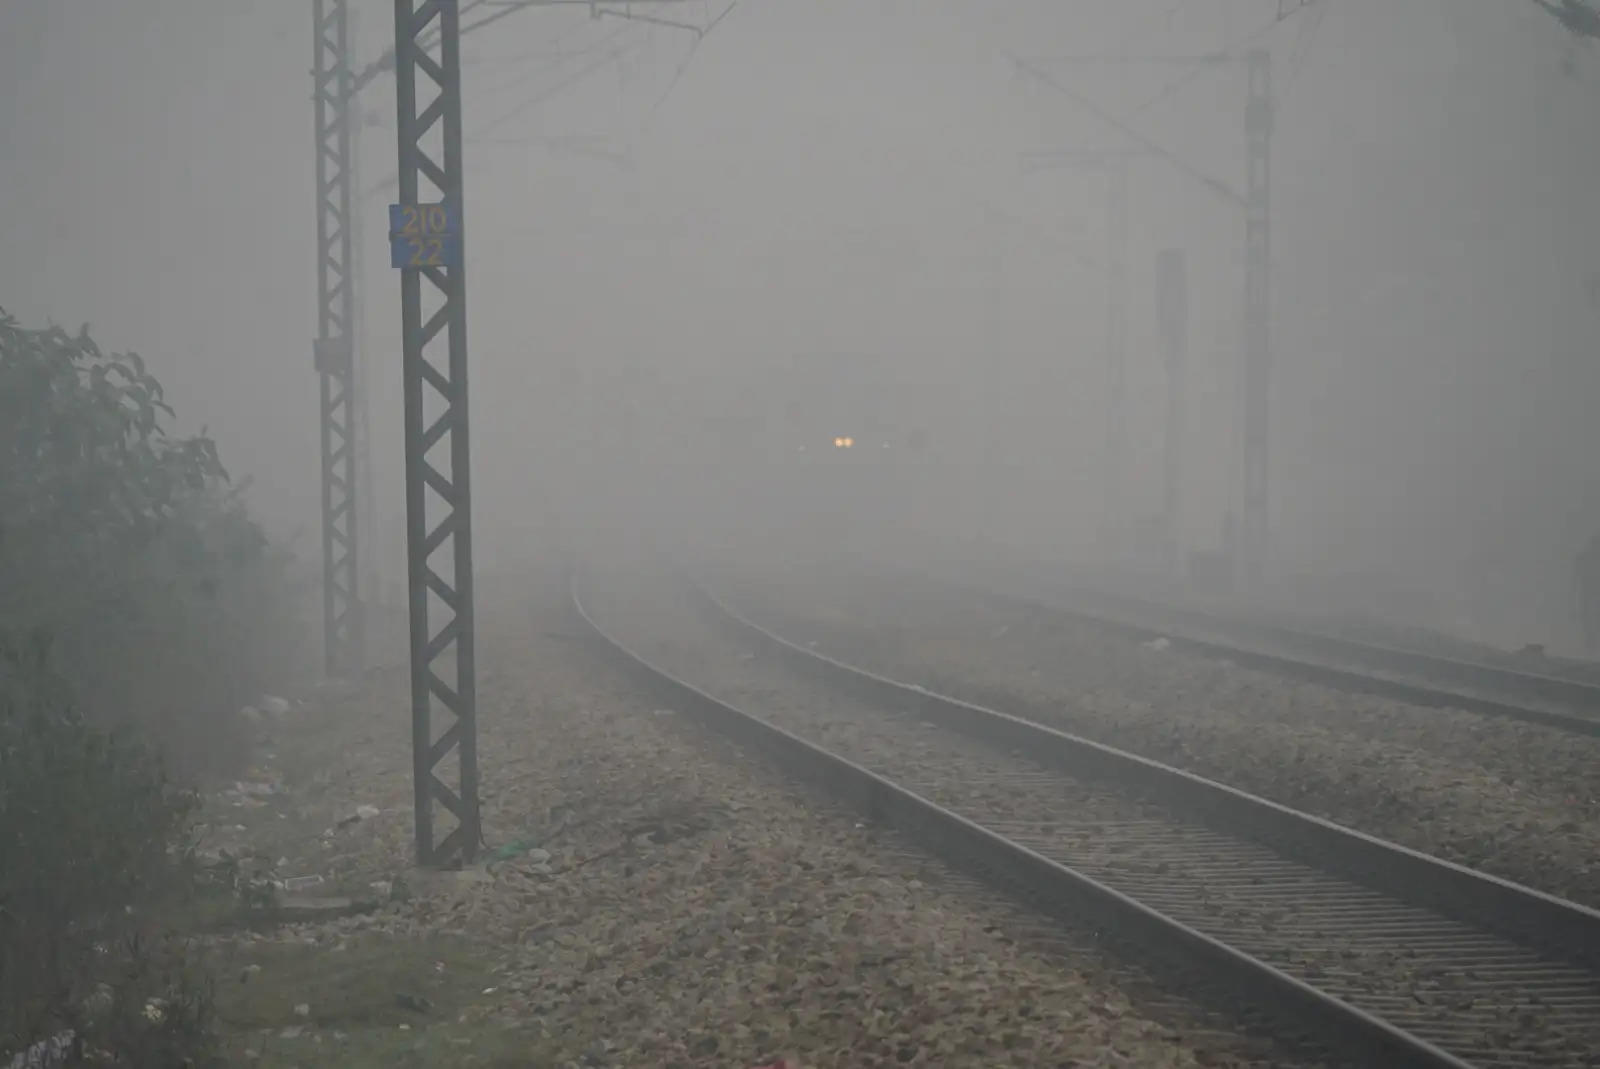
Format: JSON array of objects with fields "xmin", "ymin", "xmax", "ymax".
[
  {"xmin": 1106, "ymin": 153, "xmax": 1130, "ymax": 558},
  {"xmin": 1157, "ymin": 247, "xmax": 1188, "ymax": 581},
  {"xmin": 349, "ymin": 7, "xmax": 381, "ymax": 621},
  {"xmin": 308, "ymin": 0, "xmax": 695, "ymax": 680},
  {"xmin": 1240, "ymin": 49, "xmax": 1272, "ymax": 585},
  {"xmin": 391, "ymin": 0, "xmax": 479, "ymax": 869},
  {"xmin": 312, "ymin": 0, "xmax": 365, "ymax": 678},
  {"xmin": 312, "ymin": 0, "xmax": 731, "ymax": 866},
  {"xmin": 1014, "ymin": 40, "xmax": 1284, "ymax": 585}
]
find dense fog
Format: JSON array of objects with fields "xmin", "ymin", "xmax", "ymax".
[{"xmin": 4, "ymin": 0, "xmax": 1599, "ymax": 650}]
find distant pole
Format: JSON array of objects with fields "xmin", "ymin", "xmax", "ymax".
[
  {"xmin": 1158, "ymin": 248, "xmax": 1188, "ymax": 581},
  {"xmin": 311, "ymin": 0, "xmax": 365, "ymax": 677},
  {"xmin": 1102, "ymin": 153, "xmax": 1131, "ymax": 558},
  {"xmin": 1014, "ymin": 41, "xmax": 1300, "ymax": 582},
  {"xmin": 349, "ymin": 6, "xmax": 380, "ymax": 619},
  {"xmin": 392, "ymin": 0, "xmax": 479, "ymax": 868},
  {"xmin": 1239, "ymin": 48, "xmax": 1273, "ymax": 585}
]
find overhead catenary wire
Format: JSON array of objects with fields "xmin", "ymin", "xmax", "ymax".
[
  {"xmin": 639, "ymin": 0, "xmax": 742, "ymax": 133},
  {"xmin": 1125, "ymin": 0, "xmax": 1321, "ymax": 120},
  {"xmin": 359, "ymin": 33, "xmax": 643, "ymax": 194},
  {"xmin": 349, "ymin": 0, "xmax": 690, "ymax": 90},
  {"xmin": 355, "ymin": 19, "xmax": 652, "ymax": 194},
  {"xmin": 1008, "ymin": 1, "xmax": 1325, "ymax": 210},
  {"xmin": 468, "ymin": 19, "xmax": 642, "ymax": 105},
  {"xmin": 458, "ymin": 0, "xmax": 737, "ymax": 153},
  {"xmin": 468, "ymin": 30, "xmax": 650, "ymax": 141},
  {"xmin": 1009, "ymin": 53, "xmax": 1245, "ymax": 209},
  {"xmin": 465, "ymin": 13, "xmax": 627, "ymax": 78},
  {"xmin": 1113, "ymin": 0, "xmax": 1195, "ymax": 56},
  {"xmin": 1278, "ymin": 0, "xmax": 1329, "ymax": 108}
]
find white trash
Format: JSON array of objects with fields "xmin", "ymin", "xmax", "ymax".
[
  {"xmin": 275, "ymin": 875, "xmax": 326, "ymax": 893},
  {"xmin": 6, "ymin": 1030, "xmax": 76, "ymax": 1069}
]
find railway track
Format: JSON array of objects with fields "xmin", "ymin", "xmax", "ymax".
[
  {"xmin": 572, "ymin": 565, "xmax": 1600, "ymax": 1069},
  {"xmin": 920, "ymin": 562, "xmax": 1600, "ymax": 738}
]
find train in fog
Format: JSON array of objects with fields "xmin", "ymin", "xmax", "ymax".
[
  {"xmin": 691, "ymin": 353, "xmax": 974, "ymax": 555},
  {"xmin": 585, "ymin": 351, "xmax": 1094, "ymax": 564}
]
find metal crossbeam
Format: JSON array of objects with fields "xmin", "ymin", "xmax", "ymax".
[
  {"xmin": 393, "ymin": 0, "xmax": 480, "ymax": 868},
  {"xmin": 312, "ymin": 0, "xmax": 365, "ymax": 678}
]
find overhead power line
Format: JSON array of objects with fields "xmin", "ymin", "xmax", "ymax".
[
  {"xmin": 1125, "ymin": 0, "xmax": 1321, "ymax": 120},
  {"xmin": 350, "ymin": 0, "xmax": 700, "ymax": 92},
  {"xmin": 1009, "ymin": 53, "xmax": 1245, "ymax": 209},
  {"xmin": 1010, "ymin": 1, "xmax": 1326, "ymax": 205},
  {"xmin": 641, "ymin": 0, "xmax": 742, "ymax": 132},
  {"xmin": 468, "ymin": 25, "xmax": 646, "ymax": 139}
]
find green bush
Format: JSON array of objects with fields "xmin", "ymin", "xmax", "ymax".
[
  {"xmin": 0, "ymin": 308, "xmax": 309, "ymax": 774},
  {"xmin": 0, "ymin": 630, "xmax": 217, "ymax": 1066},
  {"xmin": 0, "ymin": 309, "xmax": 303, "ymax": 1063}
]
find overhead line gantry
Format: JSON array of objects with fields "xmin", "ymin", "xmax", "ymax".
[{"xmin": 310, "ymin": 0, "xmax": 723, "ymax": 866}]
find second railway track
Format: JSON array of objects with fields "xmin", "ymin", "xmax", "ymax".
[
  {"xmin": 924, "ymin": 560, "xmax": 1600, "ymax": 737},
  {"xmin": 575, "ymin": 564, "xmax": 1600, "ymax": 1069}
]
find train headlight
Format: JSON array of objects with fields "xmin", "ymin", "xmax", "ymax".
[{"xmin": 834, "ymin": 436, "xmax": 854, "ymax": 449}]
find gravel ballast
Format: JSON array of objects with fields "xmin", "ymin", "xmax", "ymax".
[
  {"xmin": 582, "ymin": 567, "xmax": 1600, "ymax": 1069},
  {"xmin": 197, "ymin": 566, "xmax": 1259, "ymax": 1068},
  {"xmin": 715, "ymin": 560, "xmax": 1600, "ymax": 911}
]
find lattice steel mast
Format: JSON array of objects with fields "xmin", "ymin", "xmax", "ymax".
[
  {"xmin": 391, "ymin": 0, "xmax": 480, "ymax": 868},
  {"xmin": 312, "ymin": 0, "xmax": 365, "ymax": 677},
  {"xmin": 1157, "ymin": 247, "xmax": 1189, "ymax": 580},
  {"xmin": 1105, "ymin": 153, "xmax": 1130, "ymax": 555},
  {"xmin": 1239, "ymin": 49, "xmax": 1272, "ymax": 584},
  {"xmin": 1013, "ymin": 42, "xmax": 1281, "ymax": 584},
  {"xmin": 349, "ymin": 7, "xmax": 381, "ymax": 619}
]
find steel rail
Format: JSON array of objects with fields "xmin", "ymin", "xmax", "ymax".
[
  {"xmin": 571, "ymin": 570, "xmax": 1584, "ymax": 1069},
  {"xmin": 688, "ymin": 577, "xmax": 1600, "ymax": 968},
  {"xmin": 913, "ymin": 566, "xmax": 1600, "ymax": 738}
]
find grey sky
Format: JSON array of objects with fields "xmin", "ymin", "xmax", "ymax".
[{"xmin": 3, "ymin": 0, "xmax": 1598, "ymax": 645}]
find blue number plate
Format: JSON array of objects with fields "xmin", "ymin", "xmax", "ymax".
[
  {"xmin": 389, "ymin": 233, "xmax": 462, "ymax": 269},
  {"xmin": 389, "ymin": 201, "xmax": 459, "ymax": 238}
]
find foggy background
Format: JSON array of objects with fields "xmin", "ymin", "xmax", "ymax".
[{"xmin": 3, "ymin": 0, "xmax": 1598, "ymax": 650}]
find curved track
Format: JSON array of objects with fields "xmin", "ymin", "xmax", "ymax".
[
  {"xmin": 913, "ymin": 564, "xmax": 1600, "ymax": 737},
  {"xmin": 572, "ymin": 566, "xmax": 1600, "ymax": 1069}
]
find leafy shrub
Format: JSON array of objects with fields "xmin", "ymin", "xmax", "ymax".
[
  {"xmin": 0, "ymin": 308, "xmax": 303, "ymax": 1062},
  {"xmin": 0, "ymin": 630, "xmax": 217, "ymax": 1067},
  {"xmin": 0, "ymin": 308, "xmax": 309, "ymax": 774}
]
